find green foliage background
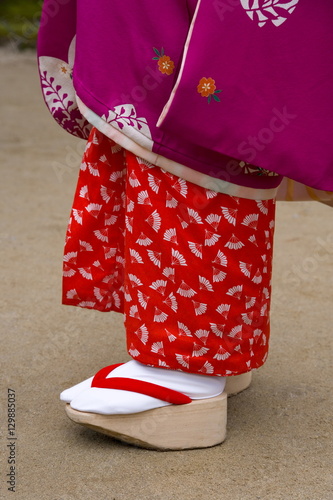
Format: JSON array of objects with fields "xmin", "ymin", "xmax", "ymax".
[{"xmin": 0, "ymin": 0, "xmax": 42, "ymax": 49}]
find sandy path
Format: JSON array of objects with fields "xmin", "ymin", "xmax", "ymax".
[{"xmin": 0, "ymin": 48, "xmax": 332, "ymax": 500}]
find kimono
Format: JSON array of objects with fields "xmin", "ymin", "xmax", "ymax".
[
  {"xmin": 37, "ymin": 0, "xmax": 332, "ymax": 375},
  {"xmin": 38, "ymin": 0, "xmax": 333, "ymax": 192}
]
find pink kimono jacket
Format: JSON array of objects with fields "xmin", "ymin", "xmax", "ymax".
[{"xmin": 37, "ymin": 0, "xmax": 333, "ymax": 196}]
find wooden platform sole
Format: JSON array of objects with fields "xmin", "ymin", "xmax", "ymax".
[
  {"xmin": 225, "ymin": 371, "xmax": 252, "ymax": 396},
  {"xmin": 64, "ymin": 372, "xmax": 251, "ymax": 450},
  {"xmin": 65, "ymin": 393, "xmax": 227, "ymax": 451}
]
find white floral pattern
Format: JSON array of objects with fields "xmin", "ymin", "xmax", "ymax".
[{"xmin": 240, "ymin": 0, "xmax": 300, "ymax": 27}]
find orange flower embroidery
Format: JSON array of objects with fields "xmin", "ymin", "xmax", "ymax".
[
  {"xmin": 58, "ymin": 62, "xmax": 71, "ymax": 78},
  {"xmin": 158, "ymin": 55, "xmax": 175, "ymax": 75},
  {"xmin": 153, "ymin": 48, "xmax": 175, "ymax": 75},
  {"xmin": 197, "ymin": 77, "xmax": 222, "ymax": 103}
]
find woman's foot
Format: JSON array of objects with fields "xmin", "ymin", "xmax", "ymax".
[{"xmin": 61, "ymin": 360, "xmax": 226, "ymax": 415}]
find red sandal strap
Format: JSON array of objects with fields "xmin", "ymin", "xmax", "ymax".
[
  {"xmin": 91, "ymin": 364, "xmax": 192, "ymax": 405},
  {"xmin": 91, "ymin": 363, "xmax": 124, "ymax": 380}
]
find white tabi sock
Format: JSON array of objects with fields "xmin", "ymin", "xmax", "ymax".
[{"xmin": 61, "ymin": 361, "xmax": 226, "ymax": 415}]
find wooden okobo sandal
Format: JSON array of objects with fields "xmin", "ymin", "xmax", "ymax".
[
  {"xmin": 225, "ymin": 370, "xmax": 252, "ymax": 396},
  {"xmin": 65, "ymin": 366, "xmax": 251, "ymax": 451}
]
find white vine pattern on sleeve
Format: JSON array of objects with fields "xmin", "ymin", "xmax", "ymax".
[
  {"xmin": 103, "ymin": 105, "xmax": 152, "ymax": 141},
  {"xmin": 39, "ymin": 37, "xmax": 91, "ymax": 139}
]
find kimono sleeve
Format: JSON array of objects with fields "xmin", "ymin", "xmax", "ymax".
[{"xmin": 37, "ymin": 0, "xmax": 91, "ymax": 139}]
